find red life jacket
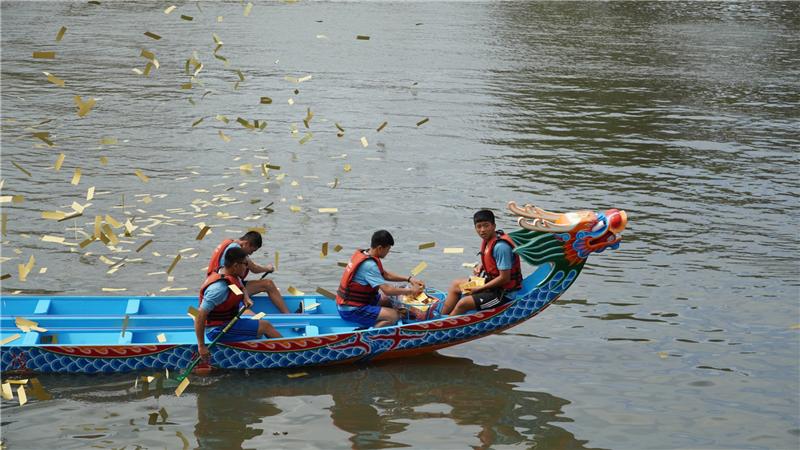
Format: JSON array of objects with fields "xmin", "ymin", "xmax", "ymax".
[
  {"xmin": 207, "ymin": 238, "xmax": 250, "ymax": 279},
  {"xmin": 480, "ymin": 231, "xmax": 523, "ymax": 291},
  {"xmin": 199, "ymin": 272, "xmax": 245, "ymax": 326},
  {"xmin": 336, "ymin": 250, "xmax": 386, "ymax": 307}
]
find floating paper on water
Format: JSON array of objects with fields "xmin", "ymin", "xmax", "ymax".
[
  {"xmin": 416, "ymin": 117, "xmax": 429, "ymax": 126},
  {"xmin": 243, "ymin": 1, "xmax": 254, "ymax": 16},
  {"xmin": 54, "ymin": 153, "xmax": 65, "ymax": 171},
  {"xmin": 144, "ymin": 31, "xmax": 161, "ymax": 40},
  {"xmin": 33, "ymin": 51, "xmax": 56, "ymax": 59},
  {"xmin": 159, "ymin": 407, "xmax": 169, "ymax": 422},
  {"xmin": 32, "ymin": 131, "xmax": 54, "ymax": 146},
  {"xmin": 228, "ymin": 283, "xmax": 243, "ymax": 296},
  {"xmin": 318, "ymin": 208, "xmax": 338, "ymax": 214},
  {"xmin": 30, "ymin": 378, "xmax": 52, "ymax": 401},
  {"xmin": 332, "ymin": 244, "xmax": 343, "ymax": 253},
  {"xmin": 443, "ymin": 247, "xmax": 464, "ymax": 254},
  {"xmin": 164, "ymin": 5, "xmax": 176, "ymax": 14},
  {"xmin": 343, "ymin": 164, "xmax": 352, "ymax": 172},
  {"xmin": 316, "ymin": 287, "xmax": 336, "ymax": 300},
  {"xmin": 55, "ymin": 26, "xmax": 67, "ymax": 42},
  {"xmin": 105, "ymin": 214, "xmax": 122, "ymax": 228},
  {"xmin": 274, "ymin": 251, "xmax": 279, "ymax": 270},
  {"xmin": 74, "ymin": 95, "xmax": 96, "ymax": 117},
  {"xmin": 148, "ymin": 412, "xmax": 159, "ymax": 425},
  {"xmin": 181, "ymin": 82, "xmax": 192, "ymax": 89},
  {"xmin": 196, "ymin": 226, "xmax": 210, "ymax": 240},
  {"xmin": 418, "ymin": 242, "xmax": 435, "ymax": 250},
  {"xmin": 376, "ymin": 121, "xmax": 387, "ymax": 132},
  {"xmin": 0, "ymin": 213, "xmax": 6, "ymax": 236},
  {"xmin": 289, "ymin": 205, "xmax": 301, "ymax": 213},
  {"xmin": 0, "ymin": 334, "xmax": 21, "ymax": 346},
  {"xmin": 287, "ymin": 286, "xmax": 303, "ymax": 296},
  {"xmin": 17, "ymin": 386, "xmax": 27, "ymax": 406},
  {"xmin": 320, "ymin": 242, "xmax": 328, "ymax": 257},
  {"xmin": 136, "ymin": 239, "xmax": 153, "ymax": 252},
  {"xmin": 410, "ymin": 261, "xmax": 428, "ymax": 276},
  {"xmin": 42, "ymin": 235, "xmax": 65, "ymax": 244},
  {"xmin": 191, "ymin": 117, "xmax": 204, "ymax": 127},
  {"xmin": 174, "ymin": 377, "xmax": 190, "ymax": 396},
  {"xmin": 11, "ymin": 161, "xmax": 31, "ymax": 177},
  {"xmin": 219, "ymin": 130, "xmax": 231, "ymax": 142},
  {"xmin": 157, "ymin": 333, "xmax": 167, "ymax": 343},
  {"xmin": 356, "ymin": 35, "xmax": 370, "ymax": 40},
  {"xmin": 1, "ymin": 383, "xmax": 12, "ymax": 400},
  {"xmin": 18, "ymin": 255, "xmax": 35, "ymax": 282},
  {"xmin": 299, "ymin": 132, "xmax": 312, "ymax": 144},
  {"xmin": 86, "ymin": 186, "xmax": 95, "ymax": 201},
  {"xmin": 0, "ymin": 274, "xmax": 10, "ymax": 281},
  {"xmin": 360, "ymin": 137, "xmax": 368, "ymax": 148},
  {"xmin": 260, "ymin": 96, "xmax": 272, "ymax": 104},
  {"xmin": 42, "ymin": 71, "xmax": 65, "ymax": 87},
  {"xmin": 337, "ymin": 261, "xmax": 348, "ymax": 267},
  {"xmin": 134, "ymin": 170, "xmax": 149, "ymax": 183},
  {"xmin": 240, "ymin": 163, "xmax": 254, "ymax": 173},
  {"xmin": 6, "ymin": 379, "xmax": 28, "ymax": 385},
  {"xmin": 99, "ymin": 156, "xmax": 108, "ymax": 165},
  {"xmin": 166, "ymin": 254, "xmax": 181, "ymax": 275},
  {"xmin": 180, "ymin": 14, "xmax": 193, "ymax": 21}
]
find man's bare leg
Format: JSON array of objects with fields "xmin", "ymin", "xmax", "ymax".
[
  {"xmin": 246, "ymin": 279, "xmax": 290, "ymax": 314},
  {"xmin": 442, "ymin": 278, "xmax": 468, "ymax": 315}
]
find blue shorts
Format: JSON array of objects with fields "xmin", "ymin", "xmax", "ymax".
[
  {"xmin": 206, "ymin": 318, "xmax": 260, "ymax": 342},
  {"xmin": 338, "ymin": 304, "xmax": 381, "ymax": 327}
]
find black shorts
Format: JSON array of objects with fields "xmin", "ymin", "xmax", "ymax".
[{"xmin": 472, "ymin": 290, "xmax": 514, "ymax": 311}]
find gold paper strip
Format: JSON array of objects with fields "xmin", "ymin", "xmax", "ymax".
[
  {"xmin": 55, "ymin": 26, "xmax": 67, "ymax": 42},
  {"xmin": 418, "ymin": 242, "xmax": 435, "ymax": 250}
]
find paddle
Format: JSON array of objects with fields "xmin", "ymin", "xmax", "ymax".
[{"xmin": 172, "ymin": 304, "xmax": 248, "ymax": 385}]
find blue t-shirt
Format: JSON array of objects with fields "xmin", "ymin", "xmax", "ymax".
[
  {"xmin": 218, "ymin": 242, "xmax": 242, "ymax": 268},
  {"xmin": 491, "ymin": 241, "xmax": 519, "ymax": 296},
  {"xmin": 353, "ymin": 259, "xmax": 386, "ymax": 288},
  {"xmin": 200, "ymin": 280, "xmax": 233, "ymax": 312}
]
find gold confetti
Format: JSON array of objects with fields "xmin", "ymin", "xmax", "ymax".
[
  {"xmin": 99, "ymin": 156, "xmax": 108, "ymax": 165},
  {"xmin": 11, "ymin": 161, "xmax": 32, "ymax": 177},
  {"xmin": 333, "ymin": 244, "xmax": 343, "ymax": 252},
  {"xmin": 18, "ymin": 255, "xmax": 35, "ymax": 282},
  {"xmin": 191, "ymin": 117, "xmax": 204, "ymax": 127},
  {"xmin": 0, "ymin": 274, "xmax": 10, "ymax": 280},
  {"xmin": 299, "ymin": 132, "xmax": 312, "ymax": 144},
  {"xmin": 416, "ymin": 117, "xmax": 429, "ymax": 126},
  {"xmin": 260, "ymin": 96, "xmax": 272, "ymax": 104},
  {"xmin": 144, "ymin": 31, "xmax": 162, "ymax": 40},
  {"xmin": 287, "ymin": 286, "xmax": 304, "ymax": 296},
  {"xmin": 316, "ymin": 287, "xmax": 336, "ymax": 300},
  {"xmin": 136, "ymin": 239, "xmax": 153, "ymax": 252},
  {"xmin": 148, "ymin": 412, "xmax": 159, "ymax": 425},
  {"xmin": 0, "ymin": 213, "xmax": 6, "ymax": 236},
  {"xmin": 337, "ymin": 261, "xmax": 348, "ymax": 268},
  {"xmin": 32, "ymin": 131, "xmax": 54, "ymax": 146},
  {"xmin": 100, "ymin": 137, "xmax": 117, "ymax": 145},
  {"xmin": 243, "ymin": 2, "xmax": 253, "ymax": 16},
  {"xmin": 187, "ymin": 306, "xmax": 199, "ymax": 319},
  {"xmin": 228, "ymin": 283, "xmax": 243, "ymax": 296},
  {"xmin": 164, "ymin": 5, "xmax": 176, "ymax": 14},
  {"xmin": 180, "ymin": 14, "xmax": 193, "ymax": 21},
  {"xmin": 195, "ymin": 226, "xmax": 210, "ymax": 240},
  {"xmin": 17, "ymin": 386, "xmax": 27, "ymax": 406},
  {"xmin": 289, "ymin": 205, "xmax": 301, "ymax": 213},
  {"xmin": 318, "ymin": 208, "xmax": 338, "ymax": 214},
  {"xmin": 174, "ymin": 377, "xmax": 190, "ymax": 396},
  {"xmin": 70, "ymin": 168, "xmax": 81, "ymax": 185},
  {"xmin": 360, "ymin": 137, "xmax": 368, "ymax": 148},
  {"xmin": 55, "ymin": 26, "xmax": 67, "ymax": 42},
  {"xmin": 418, "ymin": 242, "xmax": 435, "ymax": 250},
  {"xmin": 410, "ymin": 261, "xmax": 427, "ymax": 276},
  {"xmin": 74, "ymin": 95, "xmax": 96, "ymax": 117},
  {"xmin": 356, "ymin": 35, "xmax": 370, "ymax": 40},
  {"xmin": 159, "ymin": 407, "xmax": 169, "ymax": 422},
  {"xmin": 443, "ymin": 247, "xmax": 464, "ymax": 254},
  {"xmin": 42, "ymin": 71, "xmax": 65, "ymax": 87},
  {"xmin": 86, "ymin": 186, "xmax": 95, "ymax": 201},
  {"xmin": 219, "ymin": 130, "xmax": 231, "ymax": 142},
  {"xmin": 78, "ymin": 237, "xmax": 94, "ymax": 248},
  {"xmin": 102, "ymin": 287, "xmax": 127, "ymax": 292},
  {"xmin": 157, "ymin": 333, "xmax": 167, "ymax": 343},
  {"xmin": 343, "ymin": 164, "xmax": 352, "ymax": 172},
  {"xmin": 33, "ymin": 51, "xmax": 56, "ymax": 59},
  {"xmin": 30, "ymin": 379, "xmax": 52, "ymax": 401},
  {"xmin": 376, "ymin": 121, "xmax": 387, "ymax": 132},
  {"xmin": 287, "ymin": 372, "xmax": 308, "ymax": 379},
  {"xmin": 274, "ymin": 251, "xmax": 280, "ymax": 271},
  {"xmin": 462, "ymin": 262, "xmax": 478, "ymax": 268},
  {"xmin": 54, "ymin": 153, "xmax": 65, "ymax": 170},
  {"xmin": 181, "ymin": 82, "xmax": 192, "ymax": 89},
  {"xmin": 249, "ymin": 312, "xmax": 266, "ymax": 320},
  {"xmin": 320, "ymin": 242, "xmax": 328, "ymax": 257},
  {"xmin": 0, "ymin": 383, "xmax": 12, "ymax": 400},
  {"xmin": 0, "ymin": 334, "xmax": 21, "ymax": 346},
  {"xmin": 105, "ymin": 214, "xmax": 122, "ymax": 229},
  {"xmin": 658, "ymin": 351, "xmax": 668, "ymax": 359},
  {"xmin": 166, "ymin": 254, "xmax": 182, "ymax": 275},
  {"xmin": 41, "ymin": 235, "xmax": 65, "ymax": 244}
]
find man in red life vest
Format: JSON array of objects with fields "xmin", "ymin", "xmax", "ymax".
[
  {"xmin": 196, "ymin": 246, "xmax": 282, "ymax": 362},
  {"xmin": 442, "ymin": 210, "xmax": 523, "ymax": 316},
  {"xmin": 207, "ymin": 231, "xmax": 290, "ymax": 314},
  {"xmin": 336, "ymin": 230, "xmax": 425, "ymax": 328}
]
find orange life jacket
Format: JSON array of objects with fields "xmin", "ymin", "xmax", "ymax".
[
  {"xmin": 336, "ymin": 250, "xmax": 386, "ymax": 307},
  {"xmin": 207, "ymin": 238, "xmax": 250, "ymax": 279},
  {"xmin": 199, "ymin": 272, "xmax": 245, "ymax": 326},
  {"xmin": 480, "ymin": 231, "xmax": 523, "ymax": 291}
]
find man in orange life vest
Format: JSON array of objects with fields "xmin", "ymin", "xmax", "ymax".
[
  {"xmin": 207, "ymin": 231, "xmax": 290, "ymax": 314},
  {"xmin": 442, "ymin": 210, "xmax": 523, "ymax": 316},
  {"xmin": 336, "ymin": 230, "xmax": 425, "ymax": 328},
  {"xmin": 196, "ymin": 246, "xmax": 282, "ymax": 362}
]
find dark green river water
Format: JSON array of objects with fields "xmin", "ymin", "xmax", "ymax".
[{"xmin": 1, "ymin": 1, "xmax": 798, "ymax": 449}]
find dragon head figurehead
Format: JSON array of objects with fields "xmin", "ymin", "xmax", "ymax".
[{"xmin": 507, "ymin": 201, "xmax": 627, "ymax": 267}]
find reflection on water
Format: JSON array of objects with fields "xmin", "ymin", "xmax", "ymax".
[{"xmin": 1, "ymin": 355, "xmax": 604, "ymax": 450}]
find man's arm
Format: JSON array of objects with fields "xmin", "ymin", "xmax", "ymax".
[
  {"xmin": 246, "ymin": 257, "xmax": 274, "ymax": 274},
  {"xmin": 379, "ymin": 283, "xmax": 423, "ymax": 297}
]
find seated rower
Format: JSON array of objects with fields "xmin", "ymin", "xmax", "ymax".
[
  {"xmin": 196, "ymin": 247, "xmax": 282, "ymax": 362},
  {"xmin": 336, "ymin": 230, "xmax": 425, "ymax": 328},
  {"xmin": 208, "ymin": 231, "xmax": 290, "ymax": 314},
  {"xmin": 442, "ymin": 210, "xmax": 522, "ymax": 316}
]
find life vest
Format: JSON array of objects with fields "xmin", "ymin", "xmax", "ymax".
[
  {"xmin": 199, "ymin": 272, "xmax": 245, "ymax": 326},
  {"xmin": 480, "ymin": 231, "xmax": 523, "ymax": 291},
  {"xmin": 207, "ymin": 238, "xmax": 249, "ymax": 279},
  {"xmin": 336, "ymin": 250, "xmax": 386, "ymax": 307}
]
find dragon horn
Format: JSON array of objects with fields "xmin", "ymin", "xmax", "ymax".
[
  {"xmin": 508, "ymin": 201, "xmax": 564, "ymax": 221},
  {"xmin": 517, "ymin": 217, "xmax": 575, "ymax": 232}
]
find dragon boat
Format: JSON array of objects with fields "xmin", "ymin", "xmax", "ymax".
[{"xmin": 0, "ymin": 202, "xmax": 627, "ymax": 374}]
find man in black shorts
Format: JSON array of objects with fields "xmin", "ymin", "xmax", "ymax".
[{"xmin": 442, "ymin": 210, "xmax": 523, "ymax": 316}]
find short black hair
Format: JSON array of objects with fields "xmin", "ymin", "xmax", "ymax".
[
  {"xmin": 224, "ymin": 246, "xmax": 248, "ymax": 268},
  {"xmin": 240, "ymin": 231, "xmax": 262, "ymax": 249},
  {"xmin": 473, "ymin": 209, "xmax": 495, "ymax": 225},
  {"xmin": 371, "ymin": 230, "xmax": 395, "ymax": 248}
]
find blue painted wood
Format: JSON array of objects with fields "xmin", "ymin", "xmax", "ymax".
[{"xmin": 34, "ymin": 299, "xmax": 51, "ymax": 314}]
